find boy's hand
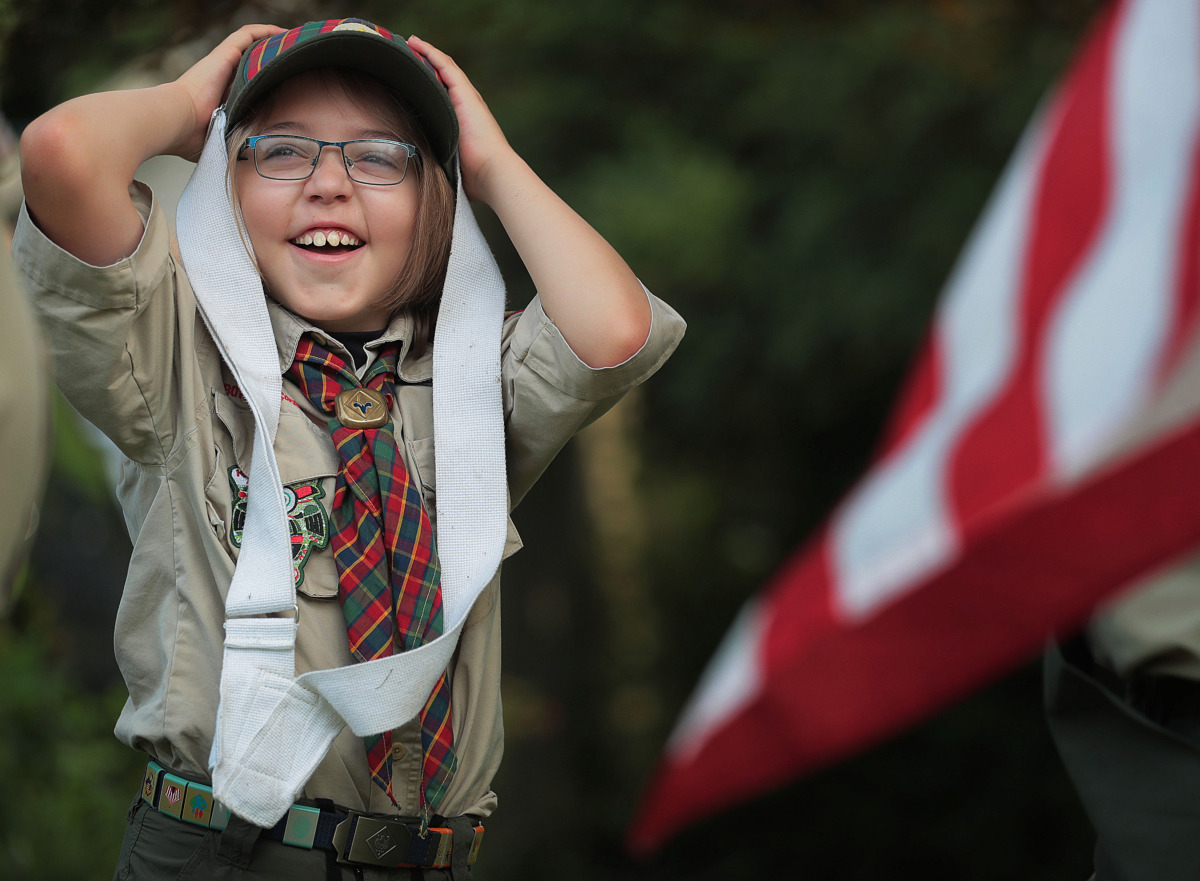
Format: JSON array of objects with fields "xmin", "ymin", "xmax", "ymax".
[
  {"xmin": 405, "ymin": 36, "xmax": 518, "ymax": 203},
  {"xmin": 20, "ymin": 22, "xmax": 282, "ymax": 264},
  {"xmin": 405, "ymin": 36, "xmax": 651, "ymax": 370},
  {"xmin": 173, "ymin": 24, "xmax": 284, "ymax": 160}
]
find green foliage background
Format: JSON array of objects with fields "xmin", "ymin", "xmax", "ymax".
[{"xmin": 1, "ymin": 0, "xmax": 1105, "ymax": 878}]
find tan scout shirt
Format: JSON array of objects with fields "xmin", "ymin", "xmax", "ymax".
[{"xmin": 13, "ymin": 182, "xmax": 684, "ymax": 819}]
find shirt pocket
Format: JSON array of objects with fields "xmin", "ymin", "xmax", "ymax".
[{"xmin": 207, "ymin": 390, "xmax": 341, "ymax": 600}]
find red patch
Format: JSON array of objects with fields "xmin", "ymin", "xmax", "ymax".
[{"xmin": 225, "ymin": 384, "xmax": 300, "ymax": 410}]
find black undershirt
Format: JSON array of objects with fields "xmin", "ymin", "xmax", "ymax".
[{"xmin": 328, "ymin": 329, "xmax": 384, "ymax": 372}]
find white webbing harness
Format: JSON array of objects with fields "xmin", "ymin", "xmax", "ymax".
[{"xmin": 175, "ymin": 109, "xmax": 507, "ymax": 828}]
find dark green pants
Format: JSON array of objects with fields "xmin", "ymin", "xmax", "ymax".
[
  {"xmin": 113, "ymin": 798, "xmax": 475, "ymax": 881},
  {"xmin": 1045, "ymin": 640, "xmax": 1200, "ymax": 881}
]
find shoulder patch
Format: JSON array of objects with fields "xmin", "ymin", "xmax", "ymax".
[{"xmin": 228, "ymin": 467, "xmax": 331, "ymax": 587}]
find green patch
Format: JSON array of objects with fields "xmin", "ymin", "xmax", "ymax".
[{"xmin": 229, "ymin": 467, "xmax": 330, "ymax": 587}]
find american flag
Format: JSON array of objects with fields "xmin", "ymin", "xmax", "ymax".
[{"xmin": 630, "ymin": 0, "xmax": 1200, "ymax": 854}]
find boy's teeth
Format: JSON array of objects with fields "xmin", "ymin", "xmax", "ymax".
[{"xmin": 295, "ymin": 231, "xmax": 359, "ymax": 247}]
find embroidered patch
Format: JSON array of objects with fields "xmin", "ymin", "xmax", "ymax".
[{"xmin": 229, "ymin": 467, "xmax": 330, "ymax": 586}]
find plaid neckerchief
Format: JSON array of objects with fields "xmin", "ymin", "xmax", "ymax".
[{"xmin": 287, "ymin": 334, "xmax": 457, "ymax": 813}]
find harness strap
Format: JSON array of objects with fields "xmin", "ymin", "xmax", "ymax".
[{"xmin": 177, "ymin": 108, "xmax": 507, "ymax": 829}]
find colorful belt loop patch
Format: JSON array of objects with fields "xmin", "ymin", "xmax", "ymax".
[
  {"xmin": 180, "ymin": 782, "xmax": 215, "ymax": 826},
  {"xmin": 283, "ymin": 804, "xmax": 321, "ymax": 848},
  {"xmin": 158, "ymin": 774, "xmax": 188, "ymax": 819},
  {"xmin": 141, "ymin": 761, "xmax": 163, "ymax": 804}
]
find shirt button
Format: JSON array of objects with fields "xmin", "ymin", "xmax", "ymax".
[{"xmin": 390, "ymin": 743, "xmax": 406, "ymax": 760}]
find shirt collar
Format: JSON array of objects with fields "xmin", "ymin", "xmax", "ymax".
[{"xmin": 266, "ymin": 299, "xmax": 434, "ymax": 382}]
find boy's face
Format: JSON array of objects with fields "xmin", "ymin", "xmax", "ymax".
[{"xmin": 235, "ymin": 71, "xmax": 419, "ymax": 333}]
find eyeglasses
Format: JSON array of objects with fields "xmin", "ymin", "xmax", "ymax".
[{"xmin": 239, "ymin": 135, "xmax": 419, "ymax": 186}]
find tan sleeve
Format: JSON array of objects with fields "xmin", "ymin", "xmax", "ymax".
[
  {"xmin": 12, "ymin": 182, "xmax": 188, "ymax": 464},
  {"xmin": 1088, "ymin": 552, "xmax": 1200, "ymax": 680},
  {"xmin": 0, "ymin": 224, "xmax": 50, "ymax": 609},
  {"xmin": 501, "ymin": 285, "xmax": 685, "ymax": 507}
]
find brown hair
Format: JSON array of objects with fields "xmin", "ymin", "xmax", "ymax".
[{"xmin": 225, "ymin": 68, "xmax": 455, "ymax": 350}]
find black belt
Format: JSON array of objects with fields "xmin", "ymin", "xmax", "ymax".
[{"xmin": 141, "ymin": 761, "xmax": 483, "ymax": 869}]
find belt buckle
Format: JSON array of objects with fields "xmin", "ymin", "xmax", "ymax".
[{"xmin": 332, "ymin": 812, "xmax": 413, "ymax": 867}]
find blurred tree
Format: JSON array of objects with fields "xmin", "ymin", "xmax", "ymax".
[{"xmin": 0, "ymin": 621, "xmax": 140, "ymax": 880}]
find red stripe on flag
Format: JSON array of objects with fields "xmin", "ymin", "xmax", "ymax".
[
  {"xmin": 627, "ymin": 535, "xmax": 834, "ymax": 855},
  {"xmin": 947, "ymin": 1, "xmax": 1119, "ymax": 528},
  {"xmin": 764, "ymin": 528, "xmax": 839, "ymax": 666},
  {"xmin": 630, "ymin": 405, "xmax": 1200, "ymax": 856},
  {"xmin": 1160, "ymin": 120, "xmax": 1200, "ymax": 380}
]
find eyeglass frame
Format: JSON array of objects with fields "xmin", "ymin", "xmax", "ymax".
[{"xmin": 237, "ymin": 134, "xmax": 420, "ymax": 186}]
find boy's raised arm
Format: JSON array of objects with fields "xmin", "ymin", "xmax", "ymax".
[
  {"xmin": 408, "ymin": 36, "xmax": 653, "ymax": 370},
  {"xmin": 19, "ymin": 24, "xmax": 281, "ymax": 267}
]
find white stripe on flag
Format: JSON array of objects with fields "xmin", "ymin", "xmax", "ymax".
[{"xmin": 1044, "ymin": 0, "xmax": 1200, "ymax": 480}]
